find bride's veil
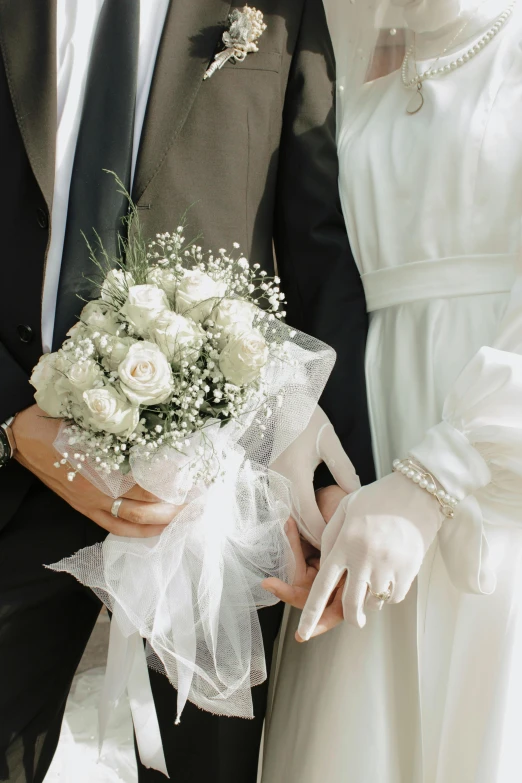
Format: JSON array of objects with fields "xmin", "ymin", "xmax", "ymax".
[{"xmin": 322, "ymin": 0, "xmax": 407, "ymax": 128}]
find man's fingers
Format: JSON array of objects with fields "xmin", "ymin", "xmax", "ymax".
[
  {"xmin": 95, "ymin": 512, "xmax": 168, "ymax": 539},
  {"xmin": 105, "ymin": 498, "xmax": 183, "ymax": 527},
  {"xmin": 123, "ymin": 485, "xmax": 162, "ymax": 503},
  {"xmin": 319, "ymin": 495, "xmax": 351, "ymax": 561},
  {"xmin": 300, "ymin": 597, "xmax": 345, "ymax": 640},
  {"xmin": 341, "ymin": 572, "xmax": 369, "ymax": 628},
  {"xmin": 315, "ymin": 485, "xmax": 349, "ymax": 525},
  {"xmin": 317, "ymin": 425, "xmax": 361, "ymax": 494},
  {"xmin": 294, "ymin": 479, "xmax": 326, "ymax": 549},
  {"xmin": 285, "ymin": 517, "xmax": 305, "ymax": 559},
  {"xmin": 262, "ymin": 579, "xmax": 310, "ymax": 610},
  {"xmin": 284, "ymin": 518, "xmax": 309, "ymax": 581},
  {"xmin": 298, "ymin": 563, "xmax": 345, "ymax": 641}
]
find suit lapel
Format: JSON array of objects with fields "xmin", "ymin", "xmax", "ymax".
[
  {"xmin": 0, "ymin": 0, "xmax": 57, "ymax": 210},
  {"xmin": 133, "ymin": 0, "xmax": 232, "ymax": 202},
  {"xmin": 0, "ymin": 0, "xmax": 231, "ymax": 208}
]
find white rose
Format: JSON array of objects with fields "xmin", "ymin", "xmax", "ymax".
[
  {"xmin": 121, "ymin": 285, "xmax": 170, "ymax": 336},
  {"xmin": 65, "ymin": 359, "xmax": 103, "ymax": 392},
  {"xmin": 219, "ymin": 327, "xmax": 269, "ymax": 386},
  {"xmin": 83, "ymin": 387, "xmax": 139, "ymax": 435},
  {"xmin": 175, "ymin": 269, "xmax": 227, "ymax": 322},
  {"xmin": 212, "ymin": 299, "xmax": 257, "ymax": 348},
  {"xmin": 100, "ymin": 335, "xmax": 137, "ymax": 372},
  {"xmin": 81, "ymin": 301, "xmax": 120, "ymax": 336},
  {"xmin": 150, "ymin": 310, "xmax": 204, "ymax": 364},
  {"xmin": 118, "ymin": 341, "xmax": 174, "ymax": 405},
  {"xmin": 65, "ymin": 321, "xmax": 87, "ymax": 340},
  {"xmin": 147, "ymin": 267, "xmax": 178, "ymax": 300},
  {"xmin": 30, "ymin": 353, "xmax": 69, "ymax": 417},
  {"xmin": 101, "ymin": 269, "xmax": 135, "ymax": 302}
]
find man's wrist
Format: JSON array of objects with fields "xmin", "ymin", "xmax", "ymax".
[
  {"xmin": 0, "ymin": 413, "xmax": 18, "ymax": 466},
  {"xmin": 315, "ymin": 484, "xmax": 348, "ymax": 525}
]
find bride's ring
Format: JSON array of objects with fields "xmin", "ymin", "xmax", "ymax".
[
  {"xmin": 111, "ymin": 498, "xmax": 124, "ymax": 518},
  {"xmin": 367, "ymin": 583, "xmax": 393, "ymax": 603}
]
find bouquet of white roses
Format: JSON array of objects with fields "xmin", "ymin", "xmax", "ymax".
[
  {"xmin": 30, "ymin": 202, "xmax": 335, "ymax": 774},
  {"xmin": 31, "ymin": 228, "xmax": 288, "ymax": 486}
]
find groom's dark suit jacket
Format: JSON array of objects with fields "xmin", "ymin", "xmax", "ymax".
[
  {"xmin": 0, "ymin": 0, "xmax": 374, "ymax": 527},
  {"xmin": 0, "ymin": 3, "xmax": 375, "ymax": 780}
]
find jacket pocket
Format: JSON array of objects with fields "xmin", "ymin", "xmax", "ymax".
[{"xmin": 221, "ymin": 51, "xmax": 281, "ymax": 73}]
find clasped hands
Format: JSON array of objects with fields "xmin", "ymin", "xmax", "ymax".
[
  {"xmin": 266, "ymin": 408, "xmax": 445, "ymax": 641},
  {"xmin": 15, "ymin": 404, "xmax": 445, "ymax": 635}
]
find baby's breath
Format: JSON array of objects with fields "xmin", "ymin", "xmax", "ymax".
[{"xmin": 44, "ymin": 186, "xmax": 292, "ymax": 486}]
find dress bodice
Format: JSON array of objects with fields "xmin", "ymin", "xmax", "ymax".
[{"xmin": 338, "ymin": 7, "xmax": 522, "ymax": 275}]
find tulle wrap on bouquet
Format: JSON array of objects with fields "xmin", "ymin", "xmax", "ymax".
[{"xmin": 49, "ymin": 324, "xmax": 335, "ymax": 775}]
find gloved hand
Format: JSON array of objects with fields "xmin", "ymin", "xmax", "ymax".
[
  {"xmin": 297, "ymin": 470, "xmax": 445, "ymax": 637},
  {"xmin": 270, "ymin": 405, "xmax": 360, "ymax": 547}
]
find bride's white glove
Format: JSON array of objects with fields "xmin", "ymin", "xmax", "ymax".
[
  {"xmin": 270, "ymin": 405, "xmax": 360, "ymax": 547},
  {"xmin": 297, "ymin": 471, "xmax": 444, "ymax": 637}
]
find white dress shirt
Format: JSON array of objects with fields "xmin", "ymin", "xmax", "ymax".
[{"xmin": 41, "ymin": 0, "xmax": 170, "ymax": 353}]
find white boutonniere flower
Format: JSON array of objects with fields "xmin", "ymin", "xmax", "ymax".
[{"xmin": 204, "ymin": 5, "xmax": 267, "ymax": 80}]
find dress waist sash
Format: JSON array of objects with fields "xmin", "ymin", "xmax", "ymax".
[{"xmin": 362, "ymin": 254, "xmax": 518, "ymax": 313}]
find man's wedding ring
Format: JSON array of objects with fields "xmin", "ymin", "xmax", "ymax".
[
  {"xmin": 367, "ymin": 584, "xmax": 393, "ymax": 603},
  {"xmin": 111, "ymin": 498, "xmax": 124, "ymax": 518}
]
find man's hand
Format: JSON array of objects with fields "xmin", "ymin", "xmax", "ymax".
[
  {"xmin": 262, "ymin": 486, "xmax": 349, "ymax": 640},
  {"xmin": 13, "ymin": 405, "xmax": 181, "ymax": 537},
  {"xmin": 315, "ymin": 484, "xmax": 348, "ymax": 524},
  {"xmin": 262, "ymin": 517, "xmax": 346, "ymax": 641}
]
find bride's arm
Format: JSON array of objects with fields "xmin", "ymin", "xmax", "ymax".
[
  {"xmin": 293, "ymin": 260, "xmax": 522, "ymax": 638},
  {"xmin": 411, "ymin": 265, "xmax": 522, "ymax": 504},
  {"xmin": 406, "ymin": 261, "xmax": 522, "ymax": 593}
]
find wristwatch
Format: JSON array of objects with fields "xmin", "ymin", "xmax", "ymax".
[{"xmin": 0, "ymin": 416, "xmax": 17, "ymax": 467}]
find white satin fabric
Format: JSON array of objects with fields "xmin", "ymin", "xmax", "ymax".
[
  {"xmin": 44, "ymin": 669, "xmax": 136, "ymax": 783},
  {"xmin": 262, "ymin": 9, "xmax": 522, "ymax": 783}
]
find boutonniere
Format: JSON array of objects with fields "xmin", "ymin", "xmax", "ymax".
[{"xmin": 204, "ymin": 6, "xmax": 267, "ymax": 80}]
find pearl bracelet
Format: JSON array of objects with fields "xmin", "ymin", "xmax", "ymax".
[{"xmin": 392, "ymin": 458, "xmax": 458, "ymax": 518}]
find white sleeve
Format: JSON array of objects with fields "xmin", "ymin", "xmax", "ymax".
[
  {"xmin": 411, "ymin": 273, "xmax": 522, "ymax": 502},
  {"xmin": 408, "ymin": 268, "xmax": 522, "ymax": 595}
]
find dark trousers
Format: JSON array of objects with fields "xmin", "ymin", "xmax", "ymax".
[{"xmin": 0, "ymin": 475, "xmax": 282, "ymax": 783}]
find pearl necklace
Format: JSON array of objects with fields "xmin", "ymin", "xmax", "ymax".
[{"xmin": 401, "ymin": 1, "xmax": 517, "ymax": 114}]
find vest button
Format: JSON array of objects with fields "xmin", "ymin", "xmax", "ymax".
[
  {"xmin": 17, "ymin": 324, "xmax": 33, "ymax": 344},
  {"xmin": 36, "ymin": 208, "xmax": 49, "ymax": 229}
]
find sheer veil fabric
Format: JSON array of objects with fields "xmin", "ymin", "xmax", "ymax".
[{"xmin": 323, "ymin": 0, "xmax": 516, "ymax": 124}]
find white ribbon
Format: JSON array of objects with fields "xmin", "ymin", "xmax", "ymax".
[{"xmin": 100, "ymin": 616, "xmax": 169, "ymax": 776}]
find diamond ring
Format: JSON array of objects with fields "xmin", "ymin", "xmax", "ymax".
[{"xmin": 367, "ymin": 583, "xmax": 393, "ymax": 603}]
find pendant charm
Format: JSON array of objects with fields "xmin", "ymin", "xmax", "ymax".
[{"xmin": 406, "ymin": 84, "xmax": 424, "ymax": 115}]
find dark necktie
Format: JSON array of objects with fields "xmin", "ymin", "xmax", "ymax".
[{"xmin": 53, "ymin": 0, "xmax": 140, "ymax": 350}]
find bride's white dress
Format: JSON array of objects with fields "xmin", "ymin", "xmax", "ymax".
[{"xmin": 261, "ymin": 11, "xmax": 522, "ymax": 783}]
